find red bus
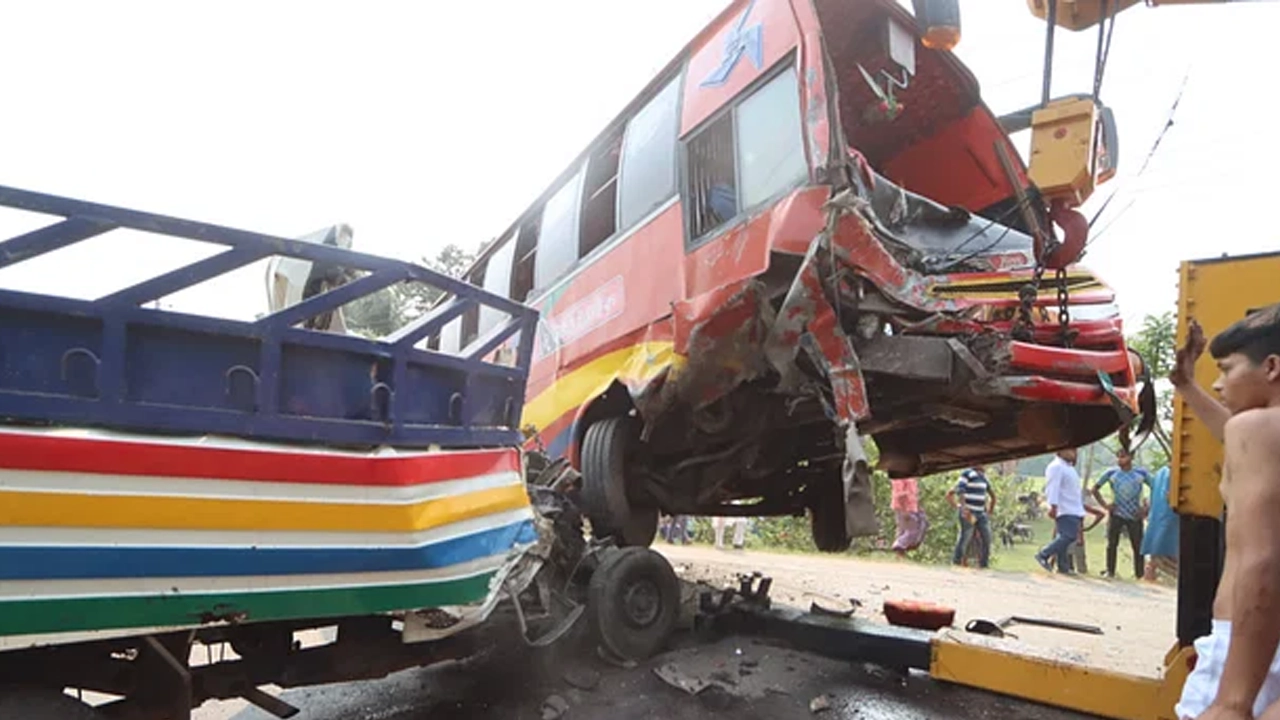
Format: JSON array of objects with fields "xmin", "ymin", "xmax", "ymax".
[{"xmin": 437, "ymin": 0, "xmax": 1147, "ymax": 551}]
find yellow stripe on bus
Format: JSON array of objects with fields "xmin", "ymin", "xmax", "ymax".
[
  {"xmin": 521, "ymin": 341, "xmax": 683, "ymax": 433},
  {"xmin": 0, "ymin": 485, "xmax": 531, "ymax": 533}
]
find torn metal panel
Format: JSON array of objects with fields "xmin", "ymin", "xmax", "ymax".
[
  {"xmin": 662, "ymin": 278, "xmax": 775, "ymax": 411},
  {"xmin": 766, "ymin": 219, "xmax": 871, "ymax": 424},
  {"xmin": 858, "ymin": 335, "xmax": 954, "ymax": 383}
]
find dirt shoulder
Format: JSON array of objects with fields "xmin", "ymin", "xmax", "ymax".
[{"xmin": 657, "ymin": 543, "xmax": 1177, "ymax": 678}]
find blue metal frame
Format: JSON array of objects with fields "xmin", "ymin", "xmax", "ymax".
[{"xmin": 0, "ymin": 185, "xmax": 539, "ymax": 450}]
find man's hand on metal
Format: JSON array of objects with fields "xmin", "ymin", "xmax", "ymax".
[{"xmin": 1171, "ymin": 318, "xmax": 1207, "ymax": 388}]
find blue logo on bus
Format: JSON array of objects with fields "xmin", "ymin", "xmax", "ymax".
[{"xmin": 701, "ymin": 0, "xmax": 763, "ymax": 88}]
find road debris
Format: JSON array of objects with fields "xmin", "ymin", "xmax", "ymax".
[
  {"xmin": 596, "ymin": 646, "xmax": 638, "ymax": 669},
  {"xmin": 809, "ymin": 693, "xmax": 833, "ymax": 713},
  {"xmin": 563, "ymin": 667, "xmax": 601, "ymax": 691},
  {"xmin": 654, "ymin": 662, "xmax": 712, "ymax": 696},
  {"xmin": 541, "ymin": 693, "xmax": 570, "ymax": 720}
]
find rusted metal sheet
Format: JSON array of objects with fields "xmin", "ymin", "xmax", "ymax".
[{"xmin": 858, "ymin": 336, "xmax": 955, "ymax": 382}]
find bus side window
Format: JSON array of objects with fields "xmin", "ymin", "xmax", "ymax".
[
  {"xmin": 618, "ymin": 76, "xmax": 681, "ymax": 232},
  {"xmin": 736, "ymin": 69, "xmax": 807, "ymax": 209},
  {"xmin": 479, "ymin": 234, "xmax": 516, "ymax": 337},
  {"xmin": 684, "ymin": 65, "xmax": 808, "ymax": 243},
  {"xmin": 437, "ymin": 316, "xmax": 462, "ymax": 353},
  {"xmin": 580, "ymin": 130, "xmax": 623, "ymax": 259},
  {"xmin": 686, "ymin": 115, "xmax": 737, "ymax": 240},
  {"xmin": 511, "ymin": 219, "xmax": 540, "ymax": 302},
  {"xmin": 534, "ymin": 167, "xmax": 586, "ymax": 291},
  {"xmin": 459, "ymin": 260, "xmax": 486, "ymax": 348}
]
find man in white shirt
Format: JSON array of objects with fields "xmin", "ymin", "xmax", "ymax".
[{"xmin": 1035, "ymin": 448, "xmax": 1086, "ymax": 575}]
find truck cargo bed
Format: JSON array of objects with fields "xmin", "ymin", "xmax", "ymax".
[{"xmin": 0, "ymin": 185, "xmax": 537, "ymax": 449}]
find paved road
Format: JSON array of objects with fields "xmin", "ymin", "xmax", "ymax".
[{"xmin": 214, "ymin": 631, "xmax": 1103, "ymax": 720}]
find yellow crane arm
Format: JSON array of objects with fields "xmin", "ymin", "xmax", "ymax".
[{"xmin": 1028, "ymin": 0, "xmax": 1245, "ymax": 32}]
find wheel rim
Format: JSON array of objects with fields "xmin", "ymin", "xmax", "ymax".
[{"xmin": 620, "ymin": 578, "xmax": 662, "ymax": 628}]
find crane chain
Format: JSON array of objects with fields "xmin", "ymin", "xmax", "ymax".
[
  {"xmin": 1012, "ymin": 266, "xmax": 1046, "ymax": 343},
  {"xmin": 1055, "ymin": 267, "xmax": 1076, "ymax": 349},
  {"xmin": 1013, "ymin": 266, "xmax": 1076, "ymax": 348}
]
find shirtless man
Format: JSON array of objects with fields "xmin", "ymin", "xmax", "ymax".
[{"xmin": 1170, "ymin": 305, "xmax": 1280, "ymax": 720}]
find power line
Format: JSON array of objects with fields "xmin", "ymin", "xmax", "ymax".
[{"xmin": 1086, "ymin": 66, "xmax": 1193, "ymax": 238}]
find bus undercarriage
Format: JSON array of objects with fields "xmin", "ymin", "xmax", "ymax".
[{"xmin": 578, "ymin": 170, "xmax": 1148, "ymax": 551}]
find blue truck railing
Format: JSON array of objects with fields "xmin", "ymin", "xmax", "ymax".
[{"xmin": 0, "ymin": 185, "xmax": 538, "ymax": 449}]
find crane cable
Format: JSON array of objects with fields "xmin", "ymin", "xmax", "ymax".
[
  {"xmin": 1093, "ymin": 0, "xmax": 1118, "ymax": 101},
  {"xmin": 1085, "ymin": 69, "xmax": 1192, "ymax": 246}
]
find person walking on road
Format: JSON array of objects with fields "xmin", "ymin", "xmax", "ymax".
[
  {"xmin": 1035, "ymin": 448, "xmax": 1086, "ymax": 575},
  {"xmin": 891, "ymin": 476, "xmax": 928, "ymax": 557},
  {"xmin": 947, "ymin": 466, "xmax": 995, "ymax": 568},
  {"xmin": 713, "ymin": 516, "xmax": 748, "ymax": 550},
  {"xmin": 1092, "ymin": 448, "xmax": 1153, "ymax": 579}
]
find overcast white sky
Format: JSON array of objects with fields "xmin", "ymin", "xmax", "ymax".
[{"xmin": 0, "ymin": 1, "xmax": 1275, "ymax": 330}]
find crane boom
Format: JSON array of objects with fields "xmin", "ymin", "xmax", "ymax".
[{"xmin": 1028, "ymin": 0, "xmax": 1252, "ymax": 32}]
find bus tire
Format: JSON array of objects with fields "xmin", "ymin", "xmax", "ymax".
[
  {"xmin": 0, "ymin": 686, "xmax": 105, "ymax": 719},
  {"xmin": 580, "ymin": 416, "xmax": 657, "ymax": 547},
  {"xmin": 810, "ymin": 478, "xmax": 853, "ymax": 553}
]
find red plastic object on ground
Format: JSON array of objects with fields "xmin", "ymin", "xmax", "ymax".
[{"xmin": 883, "ymin": 599, "xmax": 956, "ymax": 631}]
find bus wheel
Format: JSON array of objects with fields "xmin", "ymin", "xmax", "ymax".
[
  {"xmin": 589, "ymin": 547, "xmax": 680, "ymax": 661},
  {"xmin": 809, "ymin": 477, "xmax": 853, "ymax": 553},
  {"xmin": 0, "ymin": 686, "xmax": 105, "ymax": 719},
  {"xmin": 580, "ymin": 416, "xmax": 658, "ymax": 547}
]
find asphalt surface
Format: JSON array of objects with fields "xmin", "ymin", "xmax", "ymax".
[{"xmin": 221, "ymin": 629, "xmax": 1104, "ymax": 720}]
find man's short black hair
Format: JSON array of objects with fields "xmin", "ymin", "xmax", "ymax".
[{"xmin": 1209, "ymin": 302, "xmax": 1280, "ymax": 364}]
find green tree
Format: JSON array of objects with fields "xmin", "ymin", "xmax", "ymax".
[
  {"xmin": 343, "ymin": 243, "xmax": 476, "ymax": 337},
  {"xmin": 1125, "ymin": 311, "xmax": 1176, "ymax": 469},
  {"xmin": 738, "ymin": 465, "xmax": 1030, "ymax": 567}
]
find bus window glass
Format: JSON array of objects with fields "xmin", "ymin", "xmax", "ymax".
[
  {"xmin": 580, "ymin": 131, "xmax": 623, "ymax": 258},
  {"xmin": 686, "ymin": 115, "xmax": 736, "ymax": 240},
  {"xmin": 736, "ymin": 69, "xmax": 808, "ymax": 209},
  {"xmin": 618, "ymin": 77, "xmax": 681, "ymax": 230},
  {"xmin": 534, "ymin": 166, "xmax": 586, "ymax": 290},
  {"xmin": 439, "ymin": 317, "xmax": 462, "ymax": 353},
  {"xmin": 511, "ymin": 220, "xmax": 539, "ymax": 302},
  {"xmin": 479, "ymin": 235, "xmax": 516, "ymax": 337}
]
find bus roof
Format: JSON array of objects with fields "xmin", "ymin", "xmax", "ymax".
[{"xmin": 463, "ymin": 0, "xmax": 994, "ymax": 280}]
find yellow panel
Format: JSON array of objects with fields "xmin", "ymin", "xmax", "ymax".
[
  {"xmin": 1028, "ymin": 98, "xmax": 1098, "ymax": 207},
  {"xmin": 931, "ymin": 638, "xmax": 1183, "ymax": 720},
  {"xmin": 1172, "ymin": 251, "xmax": 1280, "ymax": 518},
  {"xmin": 520, "ymin": 341, "xmax": 681, "ymax": 432},
  {"xmin": 1026, "ymin": 0, "xmax": 1145, "ymax": 31}
]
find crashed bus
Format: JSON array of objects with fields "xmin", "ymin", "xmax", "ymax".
[{"xmin": 436, "ymin": 0, "xmax": 1149, "ymax": 552}]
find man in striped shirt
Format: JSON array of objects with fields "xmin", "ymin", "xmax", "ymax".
[{"xmin": 947, "ymin": 466, "xmax": 996, "ymax": 568}]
